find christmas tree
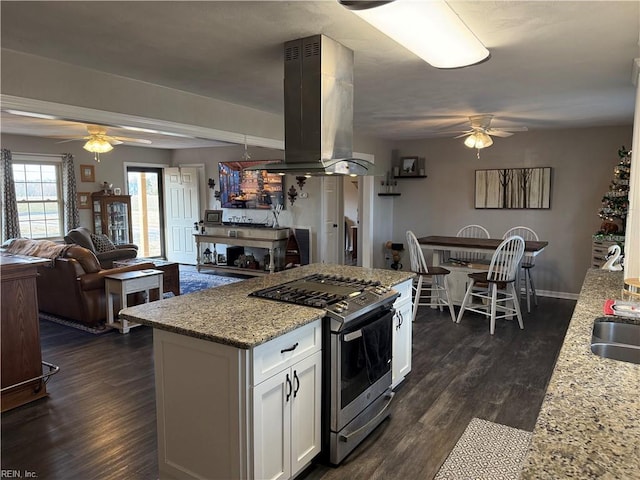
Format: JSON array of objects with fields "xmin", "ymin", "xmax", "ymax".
[{"xmin": 598, "ymin": 146, "xmax": 631, "ymax": 235}]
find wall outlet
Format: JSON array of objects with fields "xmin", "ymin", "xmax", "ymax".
[{"xmin": 300, "ymin": 192, "xmax": 309, "ymax": 199}]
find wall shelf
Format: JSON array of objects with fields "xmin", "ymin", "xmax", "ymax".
[
  {"xmin": 378, "ymin": 193, "xmax": 401, "ymax": 197},
  {"xmin": 394, "ymin": 175, "xmax": 427, "ymax": 179}
]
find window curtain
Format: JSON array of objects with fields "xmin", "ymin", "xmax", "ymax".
[
  {"xmin": 62, "ymin": 153, "xmax": 80, "ymax": 232},
  {"xmin": 1, "ymin": 148, "xmax": 20, "ymax": 241}
]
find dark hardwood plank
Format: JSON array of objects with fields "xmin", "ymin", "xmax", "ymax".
[{"xmin": 1, "ymin": 296, "xmax": 574, "ymax": 480}]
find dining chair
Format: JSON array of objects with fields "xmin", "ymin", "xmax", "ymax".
[
  {"xmin": 456, "ymin": 235, "xmax": 525, "ymax": 335},
  {"xmin": 452, "ymin": 224, "xmax": 491, "ymax": 263},
  {"xmin": 503, "ymin": 226, "xmax": 539, "ymax": 313},
  {"xmin": 406, "ymin": 230, "xmax": 456, "ymax": 323}
]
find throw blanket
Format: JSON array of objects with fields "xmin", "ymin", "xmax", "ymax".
[{"xmin": 3, "ymin": 238, "xmax": 73, "ymax": 261}]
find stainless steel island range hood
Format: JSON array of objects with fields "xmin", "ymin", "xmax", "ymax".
[{"xmin": 256, "ymin": 34, "xmax": 376, "ymax": 176}]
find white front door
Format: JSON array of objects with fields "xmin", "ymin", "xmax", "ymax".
[
  {"xmin": 164, "ymin": 167, "xmax": 199, "ymax": 264},
  {"xmin": 320, "ymin": 176, "xmax": 344, "ymax": 264}
]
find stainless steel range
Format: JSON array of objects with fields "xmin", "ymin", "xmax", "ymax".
[{"xmin": 250, "ymin": 273, "xmax": 399, "ymax": 465}]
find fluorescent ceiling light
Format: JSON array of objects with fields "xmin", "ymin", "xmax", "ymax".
[{"xmin": 341, "ymin": 0, "xmax": 489, "ymax": 69}]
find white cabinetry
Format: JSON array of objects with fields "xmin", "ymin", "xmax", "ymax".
[
  {"xmin": 252, "ymin": 323, "xmax": 322, "ymax": 480},
  {"xmin": 253, "ymin": 351, "xmax": 322, "ymax": 480},
  {"xmin": 392, "ymin": 279, "xmax": 413, "ymax": 388},
  {"xmin": 153, "ymin": 319, "xmax": 322, "ymax": 480}
]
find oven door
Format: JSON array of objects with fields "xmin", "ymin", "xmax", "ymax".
[{"xmin": 330, "ymin": 306, "xmax": 394, "ymax": 432}]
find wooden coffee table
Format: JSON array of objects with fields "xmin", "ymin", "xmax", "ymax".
[{"xmin": 113, "ymin": 258, "xmax": 180, "ymax": 296}]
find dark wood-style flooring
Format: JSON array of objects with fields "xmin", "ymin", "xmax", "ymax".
[{"xmin": 1, "ymin": 297, "xmax": 575, "ymax": 480}]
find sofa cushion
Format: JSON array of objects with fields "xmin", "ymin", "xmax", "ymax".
[
  {"xmin": 64, "ymin": 227, "xmax": 95, "ymax": 251},
  {"xmin": 91, "ymin": 233, "xmax": 116, "ymax": 253},
  {"xmin": 65, "ymin": 245, "xmax": 102, "ymax": 273}
]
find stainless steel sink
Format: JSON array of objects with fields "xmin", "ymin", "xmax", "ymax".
[{"xmin": 591, "ymin": 319, "xmax": 640, "ymax": 365}]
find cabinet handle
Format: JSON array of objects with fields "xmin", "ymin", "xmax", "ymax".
[
  {"xmin": 398, "ymin": 310, "xmax": 404, "ymax": 328},
  {"xmin": 280, "ymin": 342, "xmax": 299, "ymax": 354},
  {"xmin": 293, "ymin": 370, "xmax": 300, "ymax": 398},
  {"xmin": 285, "ymin": 373, "xmax": 292, "ymax": 402}
]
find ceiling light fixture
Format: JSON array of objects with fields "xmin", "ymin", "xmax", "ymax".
[
  {"xmin": 463, "ymin": 131, "xmax": 493, "ymax": 149},
  {"xmin": 339, "ymin": 0, "xmax": 490, "ymax": 69},
  {"xmin": 83, "ymin": 135, "xmax": 113, "ymax": 162}
]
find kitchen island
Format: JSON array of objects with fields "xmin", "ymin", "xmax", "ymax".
[
  {"xmin": 120, "ymin": 264, "xmax": 414, "ymax": 480},
  {"xmin": 521, "ymin": 270, "xmax": 640, "ymax": 479}
]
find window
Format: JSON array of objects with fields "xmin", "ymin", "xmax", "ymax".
[{"xmin": 13, "ymin": 158, "xmax": 63, "ymax": 239}]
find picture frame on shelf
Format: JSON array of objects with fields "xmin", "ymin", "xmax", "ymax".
[
  {"xmin": 77, "ymin": 192, "xmax": 91, "ymax": 209},
  {"xmin": 203, "ymin": 209, "xmax": 223, "ymax": 226},
  {"xmin": 397, "ymin": 156, "xmax": 425, "ymax": 177},
  {"xmin": 80, "ymin": 164, "xmax": 95, "ymax": 182},
  {"xmin": 401, "ymin": 156, "xmax": 418, "ymax": 175}
]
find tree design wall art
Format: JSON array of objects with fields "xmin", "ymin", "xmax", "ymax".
[{"xmin": 475, "ymin": 167, "xmax": 551, "ymax": 209}]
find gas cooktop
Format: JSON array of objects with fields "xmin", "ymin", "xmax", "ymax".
[{"xmin": 249, "ymin": 273, "xmax": 399, "ymax": 324}]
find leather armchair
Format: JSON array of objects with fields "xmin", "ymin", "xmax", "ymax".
[{"xmin": 64, "ymin": 227, "xmax": 138, "ymax": 268}]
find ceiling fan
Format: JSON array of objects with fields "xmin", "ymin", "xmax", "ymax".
[
  {"xmin": 56, "ymin": 125, "xmax": 152, "ymax": 161},
  {"xmin": 452, "ymin": 114, "xmax": 528, "ymax": 156}
]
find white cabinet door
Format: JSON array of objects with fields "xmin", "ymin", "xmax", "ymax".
[
  {"xmin": 392, "ymin": 301, "xmax": 412, "ymax": 388},
  {"xmin": 253, "ymin": 350, "xmax": 322, "ymax": 480},
  {"xmin": 253, "ymin": 371, "xmax": 291, "ymax": 480},
  {"xmin": 392, "ymin": 280, "xmax": 413, "ymax": 388},
  {"xmin": 290, "ymin": 351, "xmax": 322, "ymax": 475}
]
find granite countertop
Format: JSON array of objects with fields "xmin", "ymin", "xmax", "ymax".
[
  {"xmin": 520, "ymin": 270, "xmax": 640, "ymax": 479},
  {"xmin": 120, "ymin": 263, "xmax": 414, "ymax": 349}
]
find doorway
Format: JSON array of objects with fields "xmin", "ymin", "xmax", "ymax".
[{"xmin": 127, "ymin": 167, "xmax": 165, "ymax": 258}]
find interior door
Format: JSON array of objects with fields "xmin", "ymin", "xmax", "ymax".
[
  {"xmin": 320, "ymin": 176, "xmax": 344, "ymax": 264},
  {"xmin": 164, "ymin": 167, "xmax": 199, "ymax": 264}
]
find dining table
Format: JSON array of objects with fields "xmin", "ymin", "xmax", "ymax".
[{"xmin": 417, "ymin": 235, "xmax": 548, "ymax": 305}]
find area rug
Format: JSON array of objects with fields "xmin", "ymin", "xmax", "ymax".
[
  {"xmin": 434, "ymin": 418, "xmax": 532, "ymax": 480},
  {"xmin": 178, "ymin": 264, "xmax": 244, "ymax": 295},
  {"xmin": 39, "ymin": 312, "xmax": 112, "ymax": 335}
]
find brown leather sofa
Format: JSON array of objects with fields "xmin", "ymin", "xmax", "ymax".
[
  {"xmin": 64, "ymin": 227, "xmax": 138, "ymax": 269},
  {"xmin": 2, "ymin": 238, "xmax": 154, "ymax": 327}
]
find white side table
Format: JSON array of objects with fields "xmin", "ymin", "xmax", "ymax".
[{"xmin": 105, "ymin": 269, "xmax": 163, "ymax": 333}]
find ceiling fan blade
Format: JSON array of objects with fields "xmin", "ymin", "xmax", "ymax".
[
  {"xmin": 453, "ymin": 132, "xmax": 473, "ymax": 139},
  {"xmin": 497, "ymin": 126, "xmax": 528, "ymax": 132},
  {"xmin": 54, "ymin": 136, "xmax": 89, "ymax": 143},
  {"xmin": 111, "ymin": 136, "xmax": 152, "ymax": 145},
  {"xmin": 488, "ymin": 130, "xmax": 514, "ymax": 138}
]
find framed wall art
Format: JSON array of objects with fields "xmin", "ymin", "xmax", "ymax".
[
  {"xmin": 77, "ymin": 192, "xmax": 91, "ymax": 209},
  {"xmin": 203, "ymin": 209, "xmax": 223, "ymax": 226},
  {"xmin": 80, "ymin": 164, "xmax": 95, "ymax": 182},
  {"xmin": 475, "ymin": 167, "xmax": 552, "ymax": 209}
]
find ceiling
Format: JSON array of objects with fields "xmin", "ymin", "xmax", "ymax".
[{"xmin": 1, "ymin": 1, "xmax": 638, "ymax": 150}]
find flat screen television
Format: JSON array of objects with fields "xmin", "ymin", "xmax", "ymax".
[{"xmin": 218, "ymin": 160, "xmax": 284, "ymax": 209}]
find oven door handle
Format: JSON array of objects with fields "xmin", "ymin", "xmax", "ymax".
[{"xmin": 338, "ymin": 391, "xmax": 395, "ymax": 442}]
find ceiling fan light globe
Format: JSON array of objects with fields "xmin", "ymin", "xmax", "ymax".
[
  {"xmin": 476, "ymin": 132, "xmax": 493, "ymax": 148},
  {"xmin": 464, "ymin": 134, "xmax": 478, "ymax": 148},
  {"xmin": 83, "ymin": 137, "xmax": 113, "ymax": 153}
]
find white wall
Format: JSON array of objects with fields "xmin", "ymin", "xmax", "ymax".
[{"xmin": 389, "ymin": 125, "xmax": 633, "ymax": 295}]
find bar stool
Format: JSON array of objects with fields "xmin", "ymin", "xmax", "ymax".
[
  {"xmin": 456, "ymin": 235, "xmax": 525, "ymax": 335},
  {"xmin": 406, "ymin": 231, "xmax": 456, "ymax": 323},
  {"xmin": 503, "ymin": 226, "xmax": 539, "ymax": 312}
]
